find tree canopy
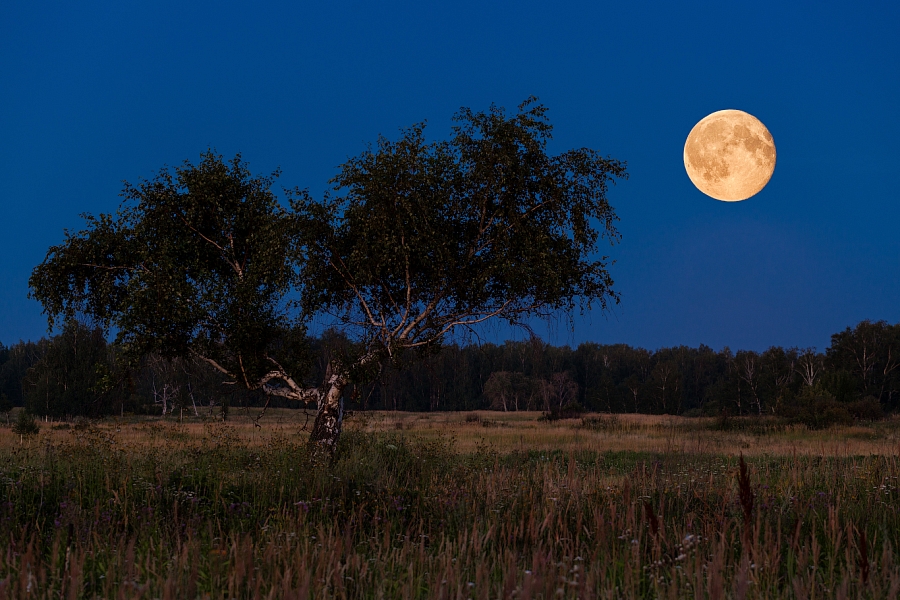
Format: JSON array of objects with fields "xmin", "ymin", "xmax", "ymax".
[
  {"xmin": 297, "ymin": 99, "xmax": 624, "ymax": 349},
  {"xmin": 29, "ymin": 153, "xmax": 310, "ymax": 400},
  {"xmin": 29, "ymin": 98, "xmax": 627, "ymax": 448}
]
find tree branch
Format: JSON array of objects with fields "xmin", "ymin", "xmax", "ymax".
[{"xmin": 329, "ymin": 258, "xmax": 381, "ymax": 329}]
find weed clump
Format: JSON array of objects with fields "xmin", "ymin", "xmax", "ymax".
[{"xmin": 581, "ymin": 414, "xmax": 621, "ymax": 431}]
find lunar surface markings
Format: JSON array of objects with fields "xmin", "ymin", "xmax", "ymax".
[{"xmin": 683, "ymin": 109, "xmax": 776, "ymax": 202}]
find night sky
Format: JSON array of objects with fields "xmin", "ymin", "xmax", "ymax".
[{"xmin": 1, "ymin": 1, "xmax": 897, "ymax": 352}]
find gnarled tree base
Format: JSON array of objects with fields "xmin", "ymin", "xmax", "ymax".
[{"xmin": 308, "ymin": 380, "xmax": 345, "ymax": 453}]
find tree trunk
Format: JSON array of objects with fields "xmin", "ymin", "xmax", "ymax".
[
  {"xmin": 307, "ymin": 353, "xmax": 378, "ymax": 453},
  {"xmin": 187, "ymin": 381, "xmax": 200, "ymax": 417},
  {"xmin": 308, "ymin": 374, "xmax": 347, "ymax": 452}
]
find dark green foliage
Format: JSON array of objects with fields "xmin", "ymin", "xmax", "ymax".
[
  {"xmin": 777, "ymin": 387, "xmax": 854, "ymax": 429},
  {"xmin": 3, "ymin": 317, "xmax": 900, "ymax": 420},
  {"xmin": 540, "ymin": 401, "xmax": 585, "ymax": 421},
  {"xmin": 23, "ymin": 320, "xmax": 116, "ymax": 418},
  {"xmin": 847, "ymin": 396, "xmax": 886, "ymax": 421},
  {"xmin": 12, "ymin": 410, "xmax": 39, "ymax": 436},
  {"xmin": 820, "ymin": 369, "xmax": 858, "ymax": 404},
  {"xmin": 484, "ymin": 370, "xmax": 543, "ymax": 411},
  {"xmin": 0, "ymin": 339, "xmax": 45, "ymax": 406},
  {"xmin": 29, "ymin": 101, "xmax": 626, "ymax": 435},
  {"xmin": 827, "ymin": 320, "xmax": 900, "ymax": 408},
  {"xmin": 29, "ymin": 152, "xmax": 309, "ymax": 391},
  {"xmin": 294, "ymin": 98, "xmax": 625, "ymax": 360},
  {"xmin": 348, "ymin": 320, "xmax": 900, "ymax": 420}
]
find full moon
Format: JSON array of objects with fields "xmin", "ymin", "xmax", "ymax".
[{"xmin": 683, "ymin": 109, "xmax": 776, "ymax": 202}]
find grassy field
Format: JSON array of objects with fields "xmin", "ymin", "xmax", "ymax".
[{"xmin": 1, "ymin": 410, "xmax": 899, "ymax": 598}]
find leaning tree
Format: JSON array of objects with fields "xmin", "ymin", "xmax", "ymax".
[{"xmin": 30, "ymin": 98, "xmax": 627, "ymax": 450}]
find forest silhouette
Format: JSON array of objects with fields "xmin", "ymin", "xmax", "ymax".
[{"xmin": 2, "ymin": 319, "xmax": 897, "ymax": 429}]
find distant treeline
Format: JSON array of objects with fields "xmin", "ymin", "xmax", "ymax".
[{"xmin": 1, "ymin": 320, "xmax": 899, "ymax": 425}]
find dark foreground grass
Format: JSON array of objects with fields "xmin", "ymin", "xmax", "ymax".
[{"xmin": 1, "ymin": 422, "xmax": 899, "ymax": 598}]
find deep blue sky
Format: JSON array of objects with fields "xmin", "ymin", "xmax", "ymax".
[{"xmin": 2, "ymin": 1, "xmax": 898, "ymax": 352}]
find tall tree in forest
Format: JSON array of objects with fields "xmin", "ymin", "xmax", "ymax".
[
  {"xmin": 650, "ymin": 358, "xmax": 681, "ymax": 414},
  {"xmin": 23, "ymin": 320, "xmax": 113, "ymax": 417},
  {"xmin": 828, "ymin": 321, "xmax": 900, "ymax": 407},
  {"xmin": 734, "ymin": 350, "xmax": 763, "ymax": 415}
]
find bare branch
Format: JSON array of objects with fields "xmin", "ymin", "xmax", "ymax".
[
  {"xmin": 404, "ymin": 299, "xmax": 517, "ymax": 348},
  {"xmin": 397, "ymin": 291, "xmax": 443, "ymax": 340},
  {"xmin": 237, "ymin": 355, "xmax": 252, "ymax": 389},
  {"xmin": 259, "ymin": 357, "xmax": 321, "ymax": 405},
  {"xmin": 191, "ymin": 352, "xmax": 234, "ymax": 378},
  {"xmin": 180, "ymin": 217, "xmax": 226, "ymax": 253},
  {"xmin": 176, "ymin": 214, "xmax": 244, "ymax": 278},
  {"xmin": 329, "ymin": 258, "xmax": 381, "ymax": 328},
  {"xmin": 78, "ymin": 263, "xmax": 143, "ymax": 272}
]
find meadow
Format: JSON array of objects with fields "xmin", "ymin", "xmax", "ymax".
[{"xmin": 1, "ymin": 410, "xmax": 899, "ymax": 598}]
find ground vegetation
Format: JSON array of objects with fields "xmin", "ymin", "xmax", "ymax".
[{"xmin": 0, "ymin": 412, "xmax": 898, "ymax": 597}]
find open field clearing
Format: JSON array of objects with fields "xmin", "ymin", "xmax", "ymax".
[
  {"xmin": 0, "ymin": 411, "xmax": 899, "ymax": 597},
  {"xmin": 357, "ymin": 411, "xmax": 900, "ymax": 456},
  {"xmin": 7, "ymin": 410, "xmax": 900, "ymax": 457}
]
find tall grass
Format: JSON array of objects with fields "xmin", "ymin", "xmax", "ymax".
[{"xmin": 0, "ymin": 420, "xmax": 899, "ymax": 597}]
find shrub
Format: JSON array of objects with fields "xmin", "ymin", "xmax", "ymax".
[
  {"xmin": 847, "ymin": 397, "xmax": 885, "ymax": 421},
  {"xmin": 818, "ymin": 403, "xmax": 854, "ymax": 429},
  {"xmin": 12, "ymin": 410, "xmax": 39, "ymax": 436},
  {"xmin": 561, "ymin": 401, "xmax": 586, "ymax": 416},
  {"xmin": 778, "ymin": 389, "xmax": 853, "ymax": 429},
  {"xmin": 540, "ymin": 402, "xmax": 586, "ymax": 421}
]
